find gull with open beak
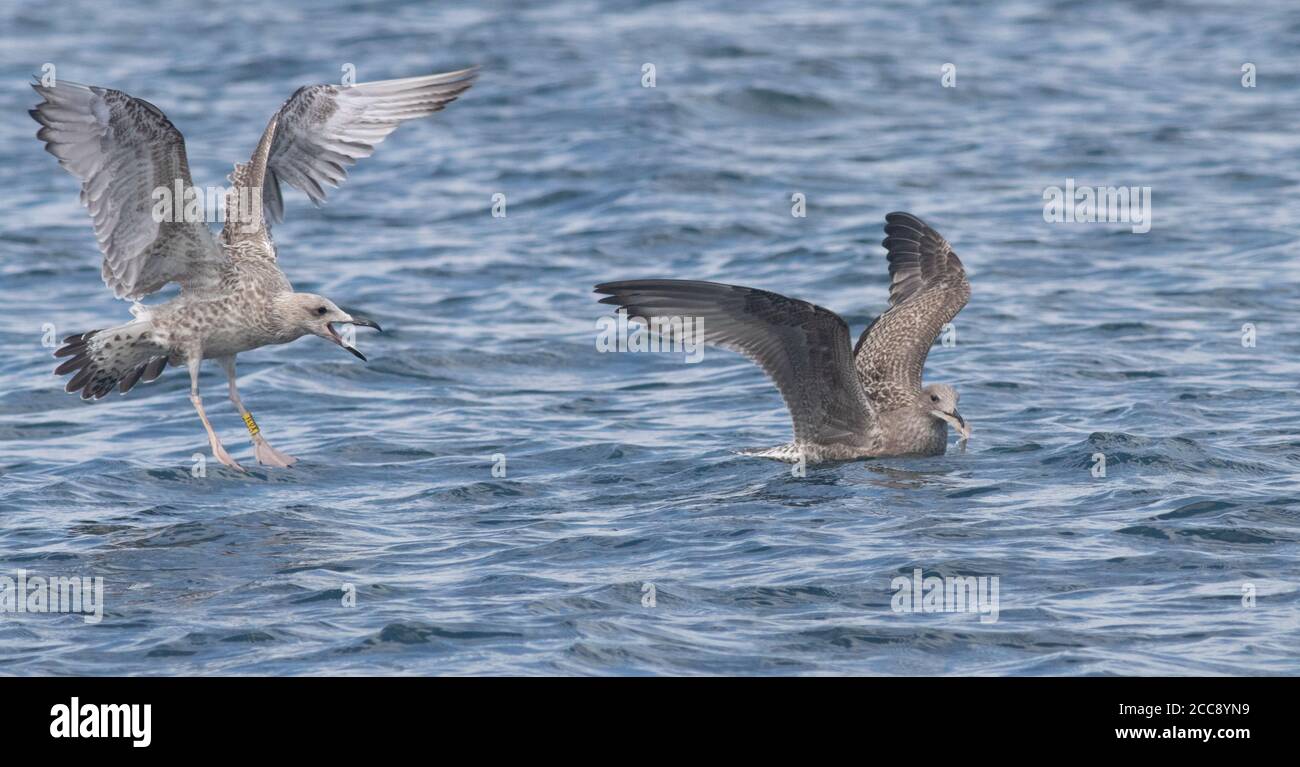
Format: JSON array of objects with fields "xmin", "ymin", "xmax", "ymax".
[
  {"xmin": 314, "ymin": 305, "xmax": 383, "ymax": 362},
  {"xmin": 34, "ymin": 67, "xmax": 475, "ymax": 470}
]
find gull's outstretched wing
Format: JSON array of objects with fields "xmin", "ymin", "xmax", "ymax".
[
  {"xmin": 222, "ymin": 67, "xmax": 477, "ymax": 245},
  {"xmin": 30, "ymin": 81, "xmax": 225, "ymax": 299},
  {"xmin": 219, "ymin": 112, "xmax": 278, "ymax": 256},
  {"xmin": 854, "ymin": 212, "xmax": 971, "ymax": 409},
  {"xmin": 595, "ymin": 280, "xmax": 878, "ymax": 449}
]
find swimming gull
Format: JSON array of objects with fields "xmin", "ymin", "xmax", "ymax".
[
  {"xmin": 32, "ymin": 67, "xmax": 476, "ymax": 470},
  {"xmin": 594, "ymin": 212, "xmax": 972, "ymax": 463}
]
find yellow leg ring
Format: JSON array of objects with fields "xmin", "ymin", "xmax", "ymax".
[{"xmin": 242, "ymin": 411, "xmax": 260, "ymax": 437}]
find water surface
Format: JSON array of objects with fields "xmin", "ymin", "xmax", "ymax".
[{"xmin": 1, "ymin": 0, "xmax": 1298, "ymax": 675}]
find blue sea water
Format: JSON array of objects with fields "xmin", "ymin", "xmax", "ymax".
[{"xmin": 1, "ymin": 0, "xmax": 1298, "ymax": 675}]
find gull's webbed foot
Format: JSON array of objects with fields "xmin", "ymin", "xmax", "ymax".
[
  {"xmin": 238, "ymin": 410, "xmax": 297, "ymax": 468},
  {"xmin": 254, "ymin": 440, "xmax": 298, "ymax": 468},
  {"xmin": 210, "ymin": 438, "xmax": 246, "ymax": 472}
]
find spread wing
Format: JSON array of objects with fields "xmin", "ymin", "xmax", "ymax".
[
  {"xmin": 30, "ymin": 81, "xmax": 225, "ymax": 299},
  {"xmin": 854, "ymin": 212, "xmax": 971, "ymax": 409},
  {"xmin": 223, "ymin": 66, "xmax": 477, "ymax": 244},
  {"xmin": 595, "ymin": 280, "xmax": 878, "ymax": 448},
  {"xmin": 219, "ymin": 113, "xmax": 278, "ymax": 257}
]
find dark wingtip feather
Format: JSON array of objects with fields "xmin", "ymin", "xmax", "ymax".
[
  {"xmin": 54, "ymin": 331, "xmax": 90, "ymax": 363},
  {"xmin": 66, "ymin": 365, "xmax": 93, "ymax": 393},
  {"xmin": 595, "ymin": 281, "xmax": 643, "ymax": 299},
  {"xmin": 141, "ymin": 356, "xmax": 168, "ymax": 383},
  {"xmin": 885, "ymin": 211, "xmax": 926, "ymax": 226},
  {"xmin": 883, "ymin": 211, "xmax": 942, "ymax": 242},
  {"xmin": 54, "ymin": 355, "xmax": 91, "ymax": 376},
  {"xmin": 119, "ymin": 363, "xmax": 146, "ymax": 394}
]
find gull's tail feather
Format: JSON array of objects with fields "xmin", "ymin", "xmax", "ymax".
[{"xmin": 54, "ymin": 321, "xmax": 170, "ymax": 400}]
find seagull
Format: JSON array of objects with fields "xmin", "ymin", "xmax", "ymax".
[
  {"xmin": 594, "ymin": 212, "xmax": 972, "ymax": 463},
  {"xmin": 32, "ymin": 67, "xmax": 476, "ymax": 470}
]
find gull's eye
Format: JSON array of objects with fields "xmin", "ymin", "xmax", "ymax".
[
  {"xmin": 316, "ymin": 307, "xmax": 328, "ymax": 316},
  {"xmin": 930, "ymin": 394, "xmax": 939, "ymax": 402}
]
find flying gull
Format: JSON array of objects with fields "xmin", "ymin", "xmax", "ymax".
[
  {"xmin": 32, "ymin": 67, "xmax": 476, "ymax": 470},
  {"xmin": 594, "ymin": 212, "xmax": 972, "ymax": 463}
]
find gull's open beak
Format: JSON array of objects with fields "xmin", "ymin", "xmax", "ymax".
[
  {"xmin": 348, "ymin": 316, "xmax": 383, "ymax": 332},
  {"xmin": 325, "ymin": 315, "xmax": 382, "ymax": 362},
  {"xmin": 931, "ymin": 409, "xmax": 971, "ymax": 441}
]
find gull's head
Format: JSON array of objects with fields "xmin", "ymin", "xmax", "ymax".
[
  {"xmin": 280, "ymin": 292, "xmax": 382, "ymax": 361},
  {"xmin": 923, "ymin": 383, "xmax": 970, "ymax": 441}
]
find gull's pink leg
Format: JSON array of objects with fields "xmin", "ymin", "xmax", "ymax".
[
  {"xmin": 188, "ymin": 357, "xmax": 245, "ymax": 472},
  {"xmin": 218, "ymin": 357, "xmax": 297, "ymax": 468}
]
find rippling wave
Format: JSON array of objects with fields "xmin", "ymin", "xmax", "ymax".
[{"xmin": 1, "ymin": 0, "xmax": 1298, "ymax": 675}]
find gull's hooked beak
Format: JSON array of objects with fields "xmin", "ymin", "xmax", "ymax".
[
  {"xmin": 325, "ymin": 314, "xmax": 383, "ymax": 362},
  {"xmin": 931, "ymin": 409, "xmax": 971, "ymax": 441}
]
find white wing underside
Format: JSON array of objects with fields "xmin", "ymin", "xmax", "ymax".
[
  {"xmin": 255, "ymin": 68, "xmax": 477, "ymax": 227},
  {"xmin": 30, "ymin": 81, "xmax": 225, "ymax": 299}
]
